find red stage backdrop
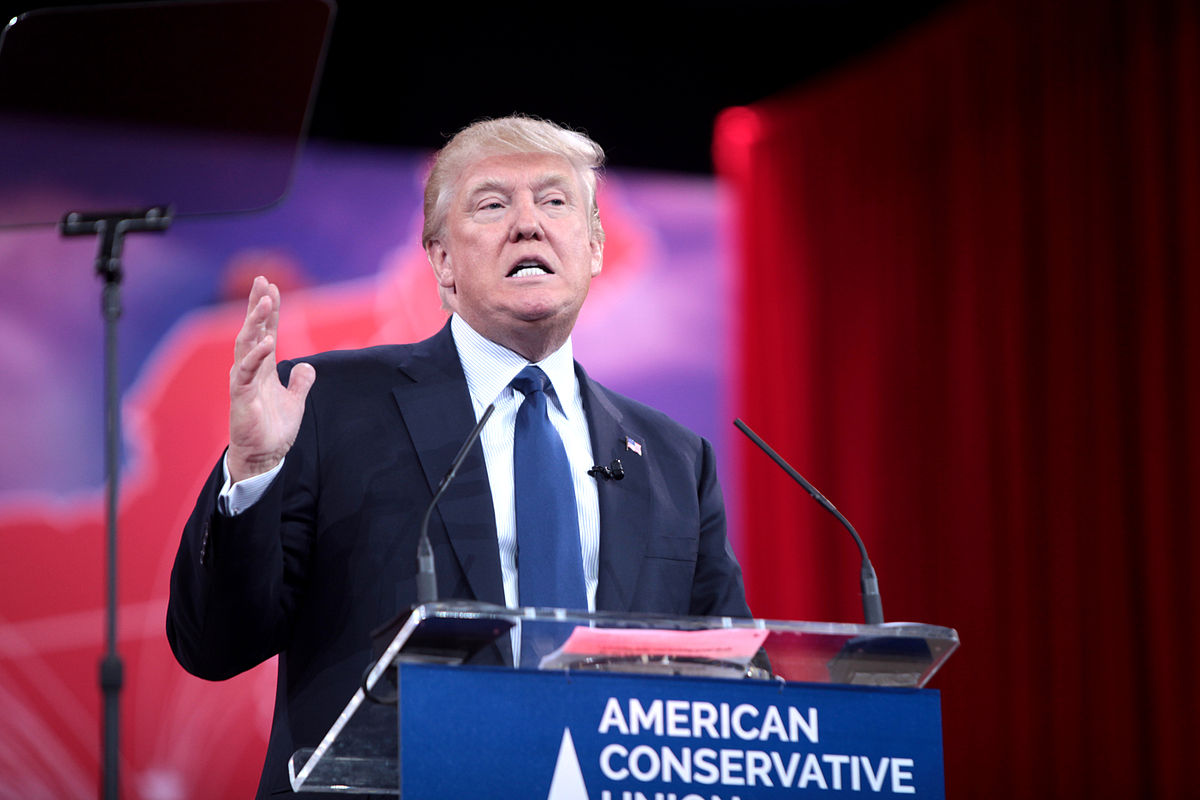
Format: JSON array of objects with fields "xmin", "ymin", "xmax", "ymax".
[{"xmin": 717, "ymin": 0, "xmax": 1197, "ymax": 797}]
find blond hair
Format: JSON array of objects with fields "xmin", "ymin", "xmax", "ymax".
[{"xmin": 422, "ymin": 115, "xmax": 606, "ymax": 248}]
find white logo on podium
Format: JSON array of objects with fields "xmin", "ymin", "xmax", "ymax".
[{"xmin": 546, "ymin": 728, "xmax": 589, "ymax": 800}]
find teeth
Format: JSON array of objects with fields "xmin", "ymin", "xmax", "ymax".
[{"xmin": 510, "ymin": 266, "xmax": 548, "ymax": 278}]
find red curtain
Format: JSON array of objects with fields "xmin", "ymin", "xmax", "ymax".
[{"xmin": 716, "ymin": 0, "xmax": 1198, "ymax": 796}]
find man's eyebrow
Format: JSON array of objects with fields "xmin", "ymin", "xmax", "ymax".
[
  {"xmin": 531, "ymin": 172, "xmax": 576, "ymax": 193},
  {"xmin": 465, "ymin": 178, "xmax": 513, "ymax": 198}
]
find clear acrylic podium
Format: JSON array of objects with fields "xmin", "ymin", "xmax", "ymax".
[{"xmin": 288, "ymin": 601, "xmax": 958, "ymax": 795}]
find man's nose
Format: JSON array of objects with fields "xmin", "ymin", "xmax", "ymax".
[{"xmin": 510, "ymin": 196, "xmax": 543, "ymax": 241}]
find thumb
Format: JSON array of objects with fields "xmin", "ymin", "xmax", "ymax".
[{"xmin": 287, "ymin": 362, "xmax": 317, "ymax": 402}]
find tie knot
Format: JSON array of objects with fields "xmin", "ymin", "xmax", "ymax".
[{"xmin": 511, "ymin": 365, "xmax": 550, "ymax": 397}]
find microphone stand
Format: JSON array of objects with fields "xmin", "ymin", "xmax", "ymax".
[
  {"xmin": 416, "ymin": 403, "xmax": 495, "ymax": 605},
  {"xmin": 61, "ymin": 207, "xmax": 172, "ymax": 800},
  {"xmin": 734, "ymin": 418, "xmax": 885, "ymax": 625}
]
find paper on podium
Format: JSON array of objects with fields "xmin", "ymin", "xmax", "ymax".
[{"xmin": 538, "ymin": 626, "xmax": 769, "ymax": 676}]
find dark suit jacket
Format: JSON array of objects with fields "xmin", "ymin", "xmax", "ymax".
[{"xmin": 166, "ymin": 321, "xmax": 750, "ymax": 798}]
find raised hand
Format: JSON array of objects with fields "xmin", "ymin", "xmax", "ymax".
[{"xmin": 227, "ymin": 276, "xmax": 316, "ymax": 482}]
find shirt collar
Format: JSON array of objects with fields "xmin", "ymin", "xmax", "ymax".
[{"xmin": 450, "ymin": 314, "xmax": 578, "ymax": 418}]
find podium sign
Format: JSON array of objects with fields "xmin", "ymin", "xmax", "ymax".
[{"xmin": 399, "ymin": 664, "xmax": 944, "ymax": 799}]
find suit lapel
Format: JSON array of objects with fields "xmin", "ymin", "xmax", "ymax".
[
  {"xmin": 391, "ymin": 324, "xmax": 505, "ymax": 606},
  {"xmin": 579, "ymin": 366, "xmax": 652, "ymax": 612}
]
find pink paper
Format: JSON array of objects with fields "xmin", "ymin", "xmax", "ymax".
[{"xmin": 558, "ymin": 627, "xmax": 769, "ymax": 662}]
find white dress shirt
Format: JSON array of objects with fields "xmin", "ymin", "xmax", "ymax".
[{"xmin": 450, "ymin": 313, "xmax": 600, "ymax": 613}]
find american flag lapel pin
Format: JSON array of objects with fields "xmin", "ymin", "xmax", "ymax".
[{"xmin": 624, "ymin": 435, "xmax": 643, "ymax": 456}]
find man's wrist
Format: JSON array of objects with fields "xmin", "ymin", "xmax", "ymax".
[
  {"xmin": 219, "ymin": 452, "xmax": 285, "ymax": 516},
  {"xmin": 226, "ymin": 451, "xmax": 283, "ymax": 484}
]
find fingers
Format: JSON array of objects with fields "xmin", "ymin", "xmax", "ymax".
[
  {"xmin": 265, "ymin": 279, "xmax": 281, "ymax": 339},
  {"xmin": 231, "ymin": 333, "xmax": 276, "ymax": 390},
  {"xmin": 287, "ymin": 362, "xmax": 317, "ymax": 404},
  {"xmin": 234, "ymin": 276, "xmax": 281, "ymax": 366},
  {"xmin": 244, "ymin": 274, "xmax": 270, "ymax": 316}
]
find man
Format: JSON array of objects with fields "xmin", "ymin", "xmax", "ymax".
[{"xmin": 167, "ymin": 116, "xmax": 751, "ymax": 798}]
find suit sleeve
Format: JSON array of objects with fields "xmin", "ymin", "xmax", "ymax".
[
  {"xmin": 166, "ymin": 364, "xmax": 319, "ymax": 680},
  {"xmin": 688, "ymin": 436, "xmax": 753, "ymax": 618}
]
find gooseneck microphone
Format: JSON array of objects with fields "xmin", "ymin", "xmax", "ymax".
[
  {"xmin": 733, "ymin": 418, "xmax": 885, "ymax": 625},
  {"xmin": 588, "ymin": 459, "xmax": 625, "ymax": 481},
  {"xmin": 416, "ymin": 404, "xmax": 496, "ymax": 605}
]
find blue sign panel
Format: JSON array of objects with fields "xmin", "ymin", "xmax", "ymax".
[{"xmin": 399, "ymin": 665, "xmax": 944, "ymax": 799}]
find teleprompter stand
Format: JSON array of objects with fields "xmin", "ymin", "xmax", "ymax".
[
  {"xmin": 0, "ymin": 3, "xmax": 334, "ymax": 796},
  {"xmin": 61, "ymin": 207, "xmax": 172, "ymax": 800}
]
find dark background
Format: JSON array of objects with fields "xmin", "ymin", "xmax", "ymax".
[
  {"xmin": 308, "ymin": 1, "xmax": 952, "ymax": 172},
  {"xmin": 1, "ymin": 0, "xmax": 953, "ymax": 172}
]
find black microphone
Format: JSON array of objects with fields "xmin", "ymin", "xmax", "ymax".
[
  {"xmin": 415, "ymin": 404, "xmax": 495, "ymax": 605},
  {"xmin": 734, "ymin": 418, "xmax": 885, "ymax": 625},
  {"xmin": 588, "ymin": 458, "xmax": 624, "ymax": 481}
]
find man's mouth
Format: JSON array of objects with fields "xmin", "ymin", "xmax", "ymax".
[{"xmin": 506, "ymin": 259, "xmax": 553, "ymax": 278}]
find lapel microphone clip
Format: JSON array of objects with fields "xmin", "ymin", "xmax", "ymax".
[{"xmin": 588, "ymin": 459, "xmax": 625, "ymax": 481}]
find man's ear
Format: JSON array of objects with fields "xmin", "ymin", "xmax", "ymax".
[
  {"xmin": 426, "ymin": 240, "xmax": 455, "ymax": 288},
  {"xmin": 589, "ymin": 237, "xmax": 604, "ymax": 278}
]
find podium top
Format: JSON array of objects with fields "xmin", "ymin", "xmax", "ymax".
[
  {"xmin": 289, "ymin": 602, "xmax": 958, "ymax": 793},
  {"xmin": 372, "ymin": 601, "xmax": 958, "ymax": 686}
]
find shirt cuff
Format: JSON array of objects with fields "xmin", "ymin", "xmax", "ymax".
[{"xmin": 218, "ymin": 453, "xmax": 284, "ymax": 516}]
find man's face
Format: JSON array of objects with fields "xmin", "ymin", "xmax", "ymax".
[{"xmin": 426, "ymin": 151, "xmax": 603, "ymax": 356}]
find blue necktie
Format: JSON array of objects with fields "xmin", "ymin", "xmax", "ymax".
[{"xmin": 511, "ymin": 366, "xmax": 587, "ymax": 612}]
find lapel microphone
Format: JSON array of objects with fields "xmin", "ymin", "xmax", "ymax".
[{"xmin": 588, "ymin": 459, "xmax": 625, "ymax": 481}]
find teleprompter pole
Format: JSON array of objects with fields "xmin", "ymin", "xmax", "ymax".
[{"xmin": 61, "ymin": 206, "xmax": 172, "ymax": 800}]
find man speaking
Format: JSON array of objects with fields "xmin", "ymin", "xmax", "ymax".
[{"xmin": 167, "ymin": 115, "xmax": 752, "ymax": 798}]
